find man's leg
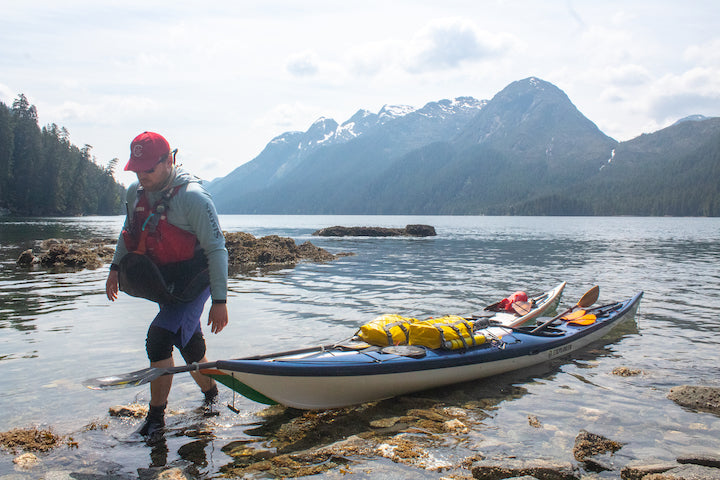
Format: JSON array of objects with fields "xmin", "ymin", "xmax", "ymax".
[
  {"xmin": 188, "ymin": 355, "xmax": 216, "ymax": 393},
  {"xmin": 139, "ymin": 327, "xmax": 176, "ymax": 437},
  {"xmin": 181, "ymin": 334, "xmax": 218, "ymax": 404},
  {"xmin": 150, "ymin": 356, "xmax": 174, "ymax": 406}
]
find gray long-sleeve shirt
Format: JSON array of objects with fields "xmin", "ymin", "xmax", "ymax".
[{"xmin": 112, "ymin": 168, "xmax": 228, "ymax": 302}]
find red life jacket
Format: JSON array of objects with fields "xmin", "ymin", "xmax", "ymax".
[
  {"xmin": 499, "ymin": 291, "xmax": 528, "ymax": 312},
  {"xmin": 122, "ymin": 186, "xmax": 198, "ymax": 266}
]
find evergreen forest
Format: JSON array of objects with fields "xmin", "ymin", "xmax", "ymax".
[{"xmin": 0, "ymin": 95, "xmax": 125, "ymax": 216}]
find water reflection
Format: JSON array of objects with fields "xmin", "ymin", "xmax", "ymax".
[{"xmin": 0, "ymin": 267, "xmax": 107, "ymax": 335}]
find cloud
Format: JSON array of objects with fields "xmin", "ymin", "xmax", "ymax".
[
  {"xmin": 348, "ymin": 40, "xmax": 399, "ymax": 76},
  {"xmin": 341, "ymin": 18, "xmax": 520, "ymax": 78},
  {"xmin": 404, "ymin": 18, "xmax": 517, "ymax": 73},
  {"xmin": 252, "ymin": 102, "xmax": 322, "ymax": 132},
  {"xmin": 286, "ymin": 50, "xmax": 320, "ymax": 76},
  {"xmin": 646, "ymin": 67, "xmax": 720, "ymax": 122},
  {"xmin": 606, "ymin": 64, "xmax": 652, "ymax": 86},
  {"xmin": 0, "ymin": 83, "xmax": 16, "ymax": 104},
  {"xmin": 587, "ymin": 64, "xmax": 720, "ymax": 138},
  {"xmin": 41, "ymin": 95, "xmax": 161, "ymax": 125},
  {"xmin": 577, "ymin": 25, "xmax": 637, "ymax": 65},
  {"xmin": 684, "ymin": 38, "xmax": 720, "ymax": 65}
]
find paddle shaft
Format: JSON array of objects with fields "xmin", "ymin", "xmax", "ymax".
[
  {"xmin": 529, "ymin": 306, "xmax": 575, "ymax": 333},
  {"xmin": 85, "ymin": 342, "xmax": 346, "ymax": 389},
  {"xmin": 162, "ymin": 361, "xmax": 218, "ymax": 376}
]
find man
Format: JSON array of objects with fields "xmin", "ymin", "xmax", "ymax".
[{"xmin": 105, "ymin": 131, "xmax": 228, "ymax": 438}]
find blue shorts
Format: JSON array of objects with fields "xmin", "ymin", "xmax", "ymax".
[
  {"xmin": 146, "ymin": 326, "xmax": 206, "ymax": 363},
  {"xmin": 145, "ymin": 287, "xmax": 211, "ymax": 363}
]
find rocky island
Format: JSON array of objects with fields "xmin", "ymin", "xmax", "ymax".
[{"xmin": 312, "ymin": 224, "xmax": 436, "ymax": 237}]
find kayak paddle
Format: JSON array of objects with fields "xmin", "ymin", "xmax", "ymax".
[
  {"xmin": 82, "ymin": 343, "xmax": 345, "ymax": 390},
  {"xmin": 530, "ymin": 286, "xmax": 599, "ymax": 333},
  {"xmin": 83, "ymin": 361, "xmax": 219, "ymax": 390}
]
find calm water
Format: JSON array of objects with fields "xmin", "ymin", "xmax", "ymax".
[{"xmin": 1, "ymin": 215, "xmax": 719, "ymax": 477}]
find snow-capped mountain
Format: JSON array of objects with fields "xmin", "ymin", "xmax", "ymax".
[
  {"xmin": 207, "ymin": 77, "xmax": 720, "ymax": 216},
  {"xmin": 208, "ymin": 96, "xmax": 487, "ymax": 207}
]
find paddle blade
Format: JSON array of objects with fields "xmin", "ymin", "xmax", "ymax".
[
  {"xmin": 567, "ymin": 314, "xmax": 597, "ymax": 326},
  {"xmin": 511, "ymin": 301, "xmax": 532, "ymax": 316},
  {"xmin": 578, "ymin": 285, "xmax": 599, "ymax": 308},
  {"xmin": 562, "ymin": 309, "xmax": 586, "ymax": 321},
  {"xmin": 83, "ymin": 367, "xmax": 163, "ymax": 390}
]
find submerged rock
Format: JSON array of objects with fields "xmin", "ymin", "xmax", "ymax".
[
  {"xmin": 13, "ymin": 452, "xmax": 39, "ymax": 469},
  {"xmin": 612, "ymin": 366, "xmax": 644, "ymax": 376},
  {"xmin": 0, "ymin": 427, "xmax": 63, "ymax": 453},
  {"xmin": 109, "ymin": 403, "xmax": 148, "ymax": 418},
  {"xmin": 470, "ymin": 458, "xmax": 579, "ymax": 479},
  {"xmin": 220, "ymin": 399, "xmax": 478, "ymax": 477},
  {"xmin": 573, "ymin": 429, "xmax": 623, "ymax": 462},
  {"xmin": 443, "ymin": 418, "xmax": 468, "ymax": 434},
  {"xmin": 620, "ymin": 459, "xmax": 680, "ymax": 480},
  {"xmin": 528, "ymin": 414, "xmax": 542, "ymax": 428},
  {"xmin": 644, "ymin": 463, "xmax": 720, "ymax": 479},
  {"xmin": 622, "ymin": 455, "xmax": 720, "ymax": 480},
  {"xmin": 667, "ymin": 385, "xmax": 720, "ymax": 416},
  {"xmin": 677, "ymin": 454, "xmax": 720, "ymax": 468},
  {"xmin": 312, "ymin": 224, "xmax": 436, "ymax": 237},
  {"xmin": 138, "ymin": 466, "xmax": 193, "ymax": 480}
]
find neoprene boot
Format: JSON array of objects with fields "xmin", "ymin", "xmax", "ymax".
[
  {"xmin": 202, "ymin": 385, "xmax": 219, "ymax": 416},
  {"xmin": 137, "ymin": 403, "xmax": 166, "ymax": 438},
  {"xmin": 203, "ymin": 385, "xmax": 218, "ymax": 405}
]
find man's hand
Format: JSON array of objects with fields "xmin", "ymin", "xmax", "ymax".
[
  {"xmin": 208, "ymin": 303, "xmax": 229, "ymax": 334},
  {"xmin": 106, "ymin": 270, "xmax": 119, "ymax": 301}
]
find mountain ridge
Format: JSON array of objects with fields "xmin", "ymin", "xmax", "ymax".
[
  {"xmin": 208, "ymin": 77, "xmax": 720, "ymax": 216},
  {"xmin": 209, "ymin": 95, "xmax": 487, "ymax": 210}
]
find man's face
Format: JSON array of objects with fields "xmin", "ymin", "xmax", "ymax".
[{"xmin": 136, "ymin": 155, "xmax": 173, "ymax": 191}]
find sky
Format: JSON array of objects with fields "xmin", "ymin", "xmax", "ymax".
[{"xmin": 2, "ymin": 1, "xmax": 719, "ymax": 186}]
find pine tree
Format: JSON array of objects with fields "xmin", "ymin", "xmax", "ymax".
[
  {"xmin": 11, "ymin": 94, "xmax": 43, "ymax": 212},
  {"xmin": 0, "ymin": 102, "xmax": 14, "ymax": 208}
]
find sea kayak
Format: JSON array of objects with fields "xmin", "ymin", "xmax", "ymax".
[
  {"xmin": 84, "ymin": 283, "xmax": 563, "ymax": 392},
  {"xmin": 203, "ymin": 290, "xmax": 642, "ymax": 409}
]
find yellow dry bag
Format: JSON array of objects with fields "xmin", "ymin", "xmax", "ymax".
[
  {"xmin": 409, "ymin": 315, "xmax": 485, "ymax": 350},
  {"xmin": 358, "ymin": 314, "xmax": 416, "ymax": 346}
]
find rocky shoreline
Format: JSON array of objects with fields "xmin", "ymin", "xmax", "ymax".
[
  {"xmin": 14, "ymin": 225, "xmax": 434, "ymax": 271},
  {"xmin": 2, "ymin": 384, "xmax": 719, "ymax": 479},
  {"xmin": 15, "ymin": 232, "xmax": 353, "ymax": 271}
]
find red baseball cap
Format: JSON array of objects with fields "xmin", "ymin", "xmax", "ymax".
[{"xmin": 124, "ymin": 131, "xmax": 170, "ymax": 172}]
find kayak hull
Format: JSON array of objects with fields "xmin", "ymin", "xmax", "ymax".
[{"xmin": 209, "ymin": 290, "xmax": 642, "ymax": 410}]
